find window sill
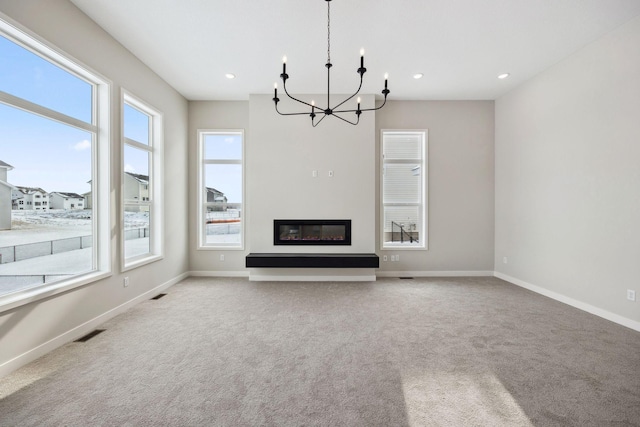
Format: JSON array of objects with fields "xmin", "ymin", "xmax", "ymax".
[
  {"xmin": 0, "ymin": 270, "xmax": 112, "ymax": 314},
  {"xmin": 122, "ymin": 254, "xmax": 164, "ymax": 273},
  {"xmin": 382, "ymin": 244, "xmax": 428, "ymax": 251},
  {"xmin": 197, "ymin": 245, "xmax": 245, "ymax": 251}
]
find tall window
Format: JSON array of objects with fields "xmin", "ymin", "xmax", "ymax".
[
  {"xmin": 0, "ymin": 20, "xmax": 109, "ymax": 306},
  {"xmin": 381, "ymin": 130, "xmax": 427, "ymax": 249},
  {"xmin": 122, "ymin": 92, "xmax": 163, "ymax": 269},
  {"xmin": 198, "ymin": 130, "xmax": 244, "ymax": 249}
]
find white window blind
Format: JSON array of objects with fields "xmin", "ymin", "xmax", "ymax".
[{"xmin": 381, "ymin": 130, "xmax": 427, "ymax": 249}]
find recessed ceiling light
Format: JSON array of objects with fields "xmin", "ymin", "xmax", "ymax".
[
  {"xmin": 413, "ymin": 73, "xmax": 424, "ymax": 79},
  {"xmin": 498, "ymin": 73, "xmax": 510, "ymax": 79},
  {"xmin": 225, "ymin": 73, "xmax": 236, "ymax": 79}
]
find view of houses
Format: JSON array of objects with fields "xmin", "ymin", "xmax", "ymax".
[
  {"xmin": 0, "ymin": 159, "xmax": 89, "ymax": 231},
  {"xmin": 0, "ymin": 159, "xmax": 160, "ymax": 230},
  {"xmin": 2, "ymin": 159, "xmax": 233, "ymax": 231}
]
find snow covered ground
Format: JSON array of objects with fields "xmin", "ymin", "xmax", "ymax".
[
  {"xmin": 0, "ymin": 209, "xmax": 240, "ymax": 296},
  {"xmin": 2, "ymin": 210, "xmax": 92, "ymax": 247},
  {"xmin": 0, "ymin": 210, "xmax": 149, "ymax": 296},
  {"xmin": 2, "ymin": 210, "xmax": 149, "ymax": 246}
]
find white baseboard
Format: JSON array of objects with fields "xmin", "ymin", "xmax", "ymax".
[
  {"xmin": 0, "ymin": 272, "xmax": 188, "ymax": 379},
  {"xmin": 192, "ymin": 270, "xmax": 495, "ymax": 281},
  {"xmin": 189, "ymin": 270, "xmax": 249, "ymax": 278},
  {"xmin": 376, "ymin": 270, "xmax": 494, "ymax": 278},
  {"xmin": 249, "ymin": 274, "xmax": 377, "ymax": 282},
  {"xmin": 494, "ymin": 271, "xmax": 640, "ymax": 332}
]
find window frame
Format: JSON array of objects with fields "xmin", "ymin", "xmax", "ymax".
[
  {"xmin": 197, "ymin": 129, "xmax": 245, "ymax": 250},
  {"xmin": 0, "ymin": 15, "xmax": 111, "ymax": 312},
  {"xmin": 380, "ymin": 129, "xmax": 428, "ymax": 251},
  {"xmin": 121, "ymin": 90, "xmax": 164, "ymax": 271}
]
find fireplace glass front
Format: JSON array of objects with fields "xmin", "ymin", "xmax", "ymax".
[{"xmin": 274, "ymin": 219, "xmax": 351, "ymax": 245}]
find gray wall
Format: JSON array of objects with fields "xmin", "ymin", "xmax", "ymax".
[
  {"xmin": 376, "ymin": 101, "xmax": 495, "ymax": 275},
  {"xmin": 495, "ymin": 16, "xmax": 640, "ymax": 326},
  {"xmin": 0, "ymin": 0, "xmax": 189, "ymax": 374},
  {"xmin": 188, "ymin": 101, "xmax": 249, "ymax": 274},
  {"xmin": 188, "ymin": 98, "xmax": 495, "ymax": 276},
  {"xmin": 248, "ymin": 94, "xmax": 377, "ymax": 254}
]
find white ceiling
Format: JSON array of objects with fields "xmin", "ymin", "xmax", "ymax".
[{"xmin": 69, "ymin": 0, "xmax": 640, "ymax": 101}]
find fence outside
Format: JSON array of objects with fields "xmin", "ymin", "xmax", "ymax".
[
  {"xmin": 0, "ymin": 235, "xmax": 93, "ymax": 264},
  {"xmin": 206, "ymin": 222, "xmax": 241, "ymax": 236},
  {"xmin": 0, "ymin": 228, "xmax": 148, "ymax": 265},
  {"xmin": 0, "ymin": 274, "xmax": 71, "ymax": 289},
  {"xmin": 123, "ymin": 227, "xmax": 149, "ymax": 240}
]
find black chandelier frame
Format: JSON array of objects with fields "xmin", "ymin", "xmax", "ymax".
[{"xmin": 272, "ymin": 0, "xmax": 390, "ymax": 127}]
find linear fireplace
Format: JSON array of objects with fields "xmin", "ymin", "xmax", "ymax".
[{"xmin": 274, "ymin": 219, "xmax": 351, "ymax": 246}]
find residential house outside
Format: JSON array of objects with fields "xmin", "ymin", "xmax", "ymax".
[
  {"xmin": 206, "ymin": 187, "xmax": 227, "ymax": 212},
  {"xmin": 49, "ymin": 192, "xmax": 85, "ymax": 210},
  {"xmin": 11, "ymin": 186, "xmax": 49, "ymax": 211},
  {"xmin": 83, "ymin": 179, "xmax": 92, "ymax": 209},
  {"xmin": 83, "ymin": 191, "xmax": 92, "ymax": 209},
  {"xmin": 124, "ymin": 172, "xmax": 149, "ymax": 212},
  {"xmin": 0, "ymin": 160, "xmax": 15, "ymax": 230}
]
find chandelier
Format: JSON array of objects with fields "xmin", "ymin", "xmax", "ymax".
[{"xmin": 272, "ymin": 0, "xmax": 390, "ymax": 127}]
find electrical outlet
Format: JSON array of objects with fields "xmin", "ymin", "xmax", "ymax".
[
  {"xmin": 328, "ymin": 170, "xmax": 334, "ymax": 177},
  {"xmin": 312, "ymin": 170, "xmax": 318, "ymax": 178},
  {"xmin": 219, "ymin": 254, "xmax": 225, "ymax": 261},
  {"xmin": 383, "ymin": 255, "xmax": 387, "ymax": 262},
  {"xmin": 627, "ymin": 290, "xmax": 636, "ymax": 302},
  {"xmin": 503, "ymin": 257, "xmax": 508, "ymax": 264},
  {"xmin": 391, "ymin": 255, "xmax": 396, "ymax": 262},
  {"xmin": 123, "ymin": 277, "xmax": 129, "ymax": 287},
  {"xmin": 396, "ymin": 254, "xmax": 400, "ymax": 262}
]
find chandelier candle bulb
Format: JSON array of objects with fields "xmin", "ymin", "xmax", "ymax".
[
  {"xmin": 360, "ymin": 48, "xmax": 364, "ymax": 68},
  {"xmin": 384, "ymin": 73, "xmax": 388, "ymax": 89},
  {"xmin": 282, "ymin": 56, "xmax": 287, "ymax": 74}
]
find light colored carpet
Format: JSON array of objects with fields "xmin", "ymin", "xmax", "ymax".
[{"xmin": 1, "ymin": 277, "xmax": 639, "ymax": 426}]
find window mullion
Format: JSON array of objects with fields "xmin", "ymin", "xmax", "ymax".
[
  {"xmin": 203, "ymin": 159, "xmax": 242, "ymax": 165},
  {"xmin": 0, "ymin": 90, "xmax": 97, "ymax": 133},
  {"xmin": 124, "ymin": 137, "xmax": 151, "ymax": 151}
]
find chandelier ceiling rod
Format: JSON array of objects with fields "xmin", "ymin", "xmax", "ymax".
[{"xmin": 272, "ymin": 0, "xmax": 390, "ymax": 127}]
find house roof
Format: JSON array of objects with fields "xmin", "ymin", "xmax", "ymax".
[
  {"xmin": 52, "ymin": 192, "xmax": 84, "ymax": 199},
  {"xmin": 0, "ymin": 160, "xmax": 14, "ymax": 170},
  {"xmin": 15, "ymin": 186, "xmax": 48, "ymax": 195},
  {"xmin": 206, "ymin": 187, "xmax": 224, "ymax": 195},
  {"xmin": 125, "ymin": 172, "xmax": 149, "ymax": 184}
]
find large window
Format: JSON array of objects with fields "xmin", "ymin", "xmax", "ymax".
[
  {"xmin": 122, "ymin": 92, "xmax": 163, "ymax": 269},
  {"xmin": 381, "ymin": 130, "xmax": 427, "ymax": 249},
  {"xmin": 198, "ymin": 130, "xmax": 244, "ymax": 249},
  {"xmin": 0, "ymin": 20, "xmax": 110, "ymax": 308}
]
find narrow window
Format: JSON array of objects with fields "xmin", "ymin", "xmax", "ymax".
[
  {"xmin": 198, "ymin": 130, "xmax": 244, "ymax": 249},
  {"xmin": 122, "ymin": 92, "xmax": 163, "ymax": 269},
  {"xmin": 381, "ymin": 130, "xmax": 427, "ymax": 249}
]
